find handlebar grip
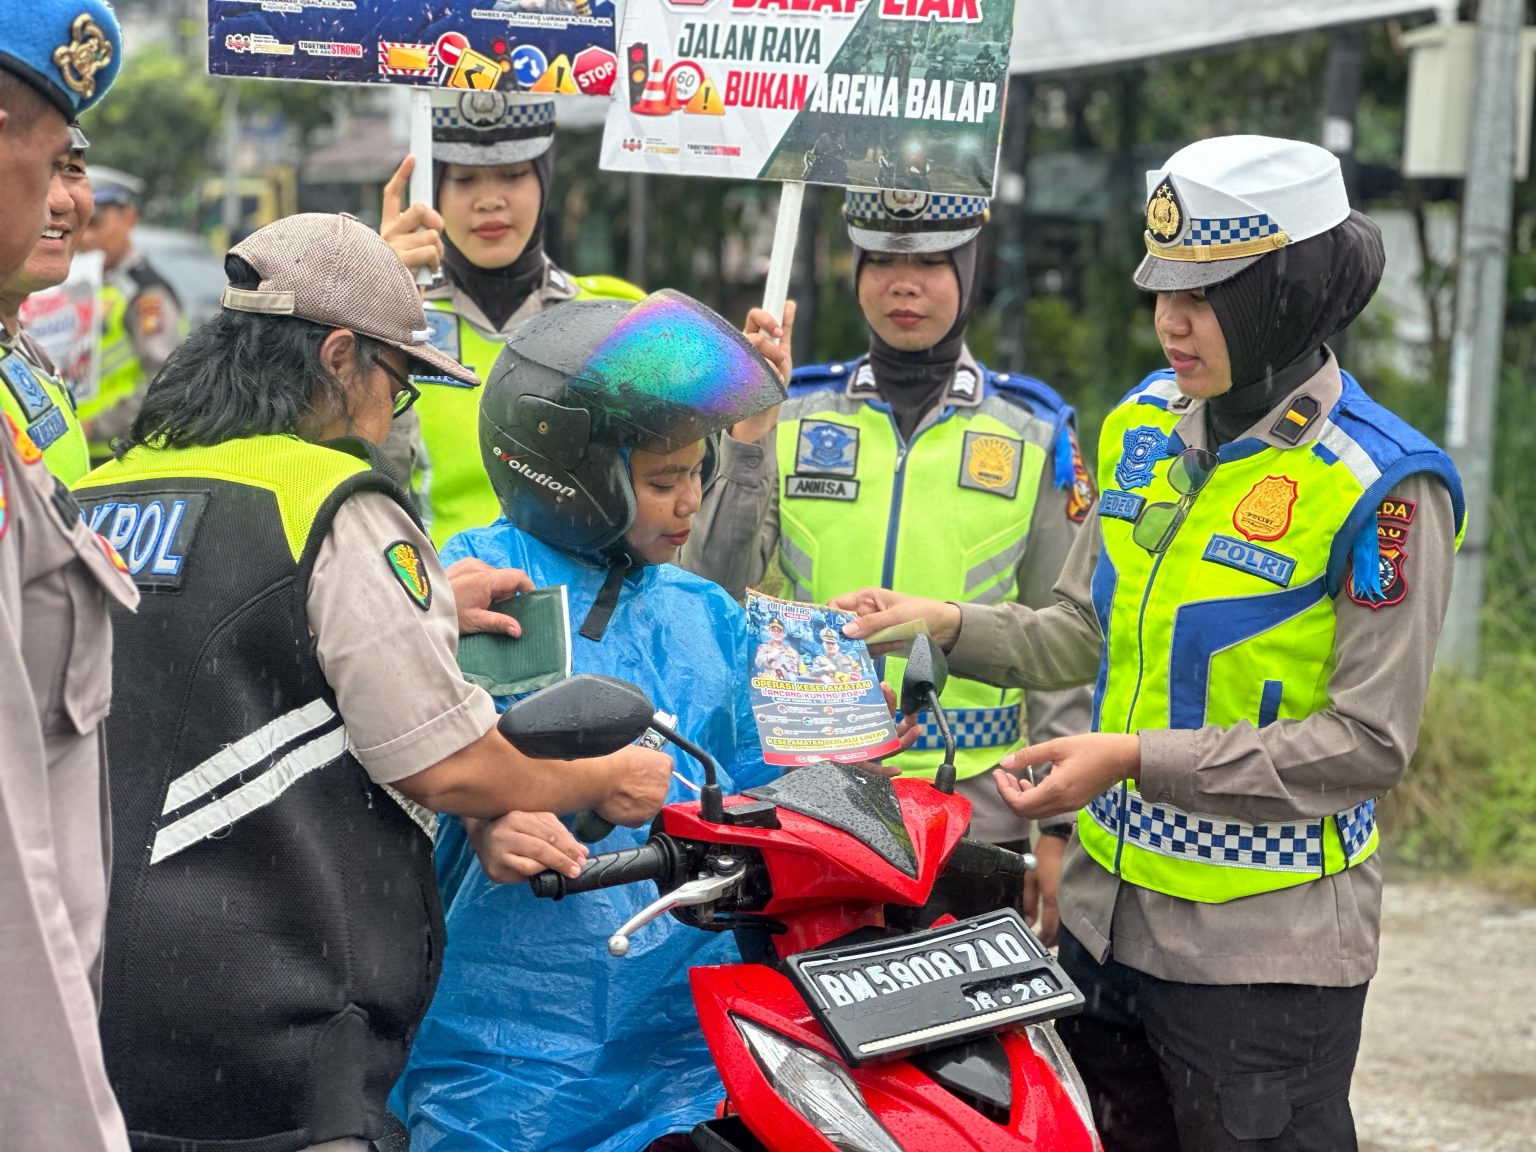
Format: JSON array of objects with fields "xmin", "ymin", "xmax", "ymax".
[
  {"xmin": 947, "ymin": 837, "xmax": 1031, "ymax": 883},
  {"xmin": 528, "ymin": 839, "xmax": 672, "ymax": 901}
]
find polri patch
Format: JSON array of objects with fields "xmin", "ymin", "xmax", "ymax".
[
  {"xmin": 386, "ymin": 540, "xmax": 433, "ymax": 610},
  {"xmin": 796, "ymin": 420, "xmax": 858, "ymax": 476},
  {"xmin": 1065, "ymin": 427, "xmax": 1095, "ymax": 523},
  {"xmin": 1115, "ymin": 426, "xmax": 1167, "ymax": 490},
  {"xmin": 1098, "ymin": 488, "xmax": 1146, "ymax": 522},
  {"xmin": 1202, "ymin": 534, "xmax": 1296, "ymax": 588},
  {"xmin": 1, "ymin": 353, "xmax": 55, "ymax": 421},
  {"xmin": 82, "ymin": 491, "xmax": 208, "ymax": 590},
  {"xmin": 785, "ymin": 475, "xmax": 858, "ymax": 501},
  {"xmin": 1232, "ymin": 475, "xmax": 1298, "ymax": 542},
  {"xmin": 27, "ymin": 407, "xmax": 68, "ymax": 451},
  {"xmin": 958, "ymin": 431, "xmax": 1022, "ymax": 498},
  {"xmin": 4, "ymin": 412, "xmax": 42, "ymax": 464},
  {"xmin": 1348, "ymin": 548, "xmax": 1408, "ymax": 610}
]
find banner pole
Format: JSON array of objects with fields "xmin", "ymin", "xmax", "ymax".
[
  {"xmin": 761, "ymin": 180, "xmax": 805, "ymax": 323},
  {"xmin": 408, "ymin": 88, "xmax": 435, "ymax": 286}
]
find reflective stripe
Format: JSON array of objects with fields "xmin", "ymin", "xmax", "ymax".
[
  {"xmin": 1316, "ymin": 418, "xmax": 1382, "ymax": 489},
  {"xmin": 909, "ymin": 705, "xmax": 1021, "ymax": 753},
  {"xmin": 1086, "ymin": 788, "xmax": 1378, "ymax": 875},
  {"xmin": 151, "ymin": 727, "xmax": 349, "ymax": 864},
  {"xmin": 779, "ymin": 533, "xmax": 813, "ymax": 592},
  {"xmin": 161, "ymin": 698, "xmax": 337, "ymax": 814},
  {"xmin": 970, "ymin": 578, "xmax": 1015, "ymax": 606},
  {"xmin": 1338, "ymin": 798, "xmax": 1376, "ymax": 864},
  {"xmin": 964, "ymin": 537, "xmax": 1028, "ymax": 597}
]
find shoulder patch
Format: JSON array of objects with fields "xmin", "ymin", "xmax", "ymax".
[
  {"xmin": 385, "ymin": 540, "xmax": 433, "ymax": 610},
  {"xmin": 4, "ymin": 412, "xmax": 42, "ymax": 465},
  {"xmin": 1065, "ymin": 427, "xmax": 1095, "ymax": 522}
]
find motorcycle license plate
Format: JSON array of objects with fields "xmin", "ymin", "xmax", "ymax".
[{"xmin": 786, "ymin": 909, "xmax": 1083, "ymax": 1067}]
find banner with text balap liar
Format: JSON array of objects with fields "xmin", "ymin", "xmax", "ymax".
[
  {"xmin": 600, "ymin": 0, "xmax": 1017, "ymax": 196},
  {"xmin": 207, "ymin": 0, "xmax": 622, "ymax": 98},
  {"xmin": 19, "ymin": 250, "xmax": 102, "ymax": 404}
]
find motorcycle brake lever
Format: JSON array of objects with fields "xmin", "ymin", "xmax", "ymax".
[{"xmin": 608, "ymin": 866, "xmax": 742, "ymax": 958}]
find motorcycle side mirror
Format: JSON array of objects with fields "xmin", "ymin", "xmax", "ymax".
[
  {"xmin": 899, "ymin": 633, "xmax": 949, "ymax": 718},
  {"xmin": 899, "ymin": 633, "xmax": 959, "ymax": 796},
  {"xmin": 497, "ymin": 674, "xmax": 655, "ymax": 760}
]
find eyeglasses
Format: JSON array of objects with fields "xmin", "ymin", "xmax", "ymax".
[
  {"xmin": 377, "ymin": 356, "xmax": 421, "ymax": 418},
  {"xmin": 1131, "ymin": 447, "xmax": 1218, "ymax": 554}
]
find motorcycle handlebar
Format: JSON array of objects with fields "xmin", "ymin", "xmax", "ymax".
[
  {"xmin": 946, "ymin": 837, "xmax": 1033, "ymax": 883},
  {"xmin": 528, "ymin": 839, "xmax": 675, "ymax": 901}
]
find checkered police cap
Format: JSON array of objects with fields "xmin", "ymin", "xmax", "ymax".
[
  {"xmin": 844, "ymin": 188, "xmax": 989, "ymax": 254},
  {"xmin": 431, "ymin": 90, "xmax": 556, "ymax": 167},
  {"xmin": 223, "ymin": 213, "xmax": 479, "ymax": 387},
  {"xmin": 0, "ymin": 0, "xmax": 122, "ymax": 119},
  {"xmin": 1135, "ymin": 135, "xmax": 1351, "ymax": 292}
]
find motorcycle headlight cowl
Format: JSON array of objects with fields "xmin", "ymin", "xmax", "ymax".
[
  {"xmin": 735, "ymin": 1016, "xmax": 904, "ymax": 1152},
  {"xmin": 1026, "ymin": 1022, "xmax": 1103, "ymax": 1152}
]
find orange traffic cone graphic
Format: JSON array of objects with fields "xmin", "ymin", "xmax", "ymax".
[{"xmin": 632, "ymin": 59, "xmax": 672, "ymax": 116}]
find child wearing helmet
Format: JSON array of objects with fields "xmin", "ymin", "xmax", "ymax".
[{"xmin": 392, "ymin": 290, "xmax": 789, "ymax": 1152}]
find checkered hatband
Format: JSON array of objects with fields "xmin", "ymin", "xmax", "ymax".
[{"xmin": 432, "ymin": 92, "xmax": 555, "ymax": 165}]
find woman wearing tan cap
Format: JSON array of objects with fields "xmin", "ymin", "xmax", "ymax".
[{"xmin": 70, "ymin": 212, "xmax": 673, "ymax": 1152}]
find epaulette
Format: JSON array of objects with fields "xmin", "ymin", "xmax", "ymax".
[
  {"xmin": 987, "ymin": 369, "xmax": 1078, "ymax": 489},
  {"xmin": 788, "ymin": 361, "xmax": 857, "ymax": 396}
]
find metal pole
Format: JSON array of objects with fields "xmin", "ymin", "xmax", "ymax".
[
  {"xmin": 1439, "ymin": 0, "xmax": 1523, "ymax": 676},
  {"xmin": 628, "ymin": 172, "xmax": 648, "ymax": 287},
  {"xmin": 221, "ymin": 86, "xmax": 240, "ymax": 253}
]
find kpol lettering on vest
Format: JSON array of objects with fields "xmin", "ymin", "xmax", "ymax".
[{"xmin": 80, "ymin": 492, "xmax": 208, "ymax": 588}]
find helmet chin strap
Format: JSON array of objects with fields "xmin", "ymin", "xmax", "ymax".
[{"xmin": 578, "ymin": 547, "xmax": 636, "ymax": 642}]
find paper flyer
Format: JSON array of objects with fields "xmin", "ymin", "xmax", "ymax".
[
  {"xmin": 601, "ymin": 0, "xmax": 1016, "ymax": 195},
  {"xmin": 747, "ymin": 590, "xmax": 901, "ymax": 767}
]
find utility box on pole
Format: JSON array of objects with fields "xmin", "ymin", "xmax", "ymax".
[{"xmin": 1402, "ymin": 20, "xmax": 1536, "ymax": 180}]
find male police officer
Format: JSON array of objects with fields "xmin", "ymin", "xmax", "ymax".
[
  {"xmin": 77, "ymin": 164, "xmax": 183, "ymax": 461},
  {"xmin": 1, "ymin": 119, "xmax": 94, "ymax": 482},
  {"xmin": 686, "ymin": 190, "xmax": 1092, "ymax": 940},
  {"xmin": 0, "ymin": 3, "xmax": 138, "ymax": 1149}
]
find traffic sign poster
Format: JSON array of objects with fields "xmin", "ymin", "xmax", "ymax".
[
  {"xmin": 599, "ymin": 0, "xmax": 1016, "ymax": 196},
  {"xmin": 207, "ymin": 0, "xmax": 620, "ymax": 96}
]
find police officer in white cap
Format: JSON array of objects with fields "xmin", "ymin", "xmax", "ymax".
[
  {"xmin": 830, "ymin": 135, "xmax": 1465, "ymax": 1150},
  {"xmin": 687, "ymin": 188, "xmax": 1094, "ymax": 939}
]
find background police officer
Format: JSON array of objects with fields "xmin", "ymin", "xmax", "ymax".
[
  {"xmin": 835, "ymin": 136, "xmax": 1463, "ymax": 1152},
  {"xmin": 686, "ymin": 190, "xmax": 1093, "ymax": 939},
  {"xmin": 0, "ymin": 116, "xmax": 94, "ymax": 482},
  {"xmin": 77, "ymin": 164, "xmax": 183, "ymax": 462},
  {"xmin": 0, "ymin": 2, "xmax": 138, "ymax": 1149}
]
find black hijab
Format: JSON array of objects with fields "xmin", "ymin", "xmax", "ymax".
[
  {"xmin": 1203, "ymin": 210, "xmax": 1385, "ymax": 446},
  {"xmin": 857, "ymin": 233, "xmax": 982, "ymax": 441},
  {"xmin": 436, "ymin": 139, "xmax": 558, "ymax": 330}
]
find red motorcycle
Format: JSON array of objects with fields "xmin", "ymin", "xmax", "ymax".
[{"xmin": 510, "ymin": 636, "xmax": 1100, "ymax": 1152}]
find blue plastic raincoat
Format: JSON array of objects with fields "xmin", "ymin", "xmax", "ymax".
[{"xmin": 391, "ymin": 523, "xmax": 774, "ymax": 1152}]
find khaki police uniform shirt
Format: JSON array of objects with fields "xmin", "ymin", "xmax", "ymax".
[
  {"xmin": 0, "ymin": 395, "xmax": 138, "ymax": 1151},
  {"xmin": 306, "ymin": 490, "xmax": 498, "ymax": 787},
  {"xmin": 946, "ymin": 356, "xmax": 1456, "ymax": 987},
  {"xmin": 683, "ymin": 349, "xmax": 1092, "ymax": 835}
]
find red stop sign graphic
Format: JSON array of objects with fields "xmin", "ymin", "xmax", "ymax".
[{"xmin": 573, "ymin": 47, "xmax": 617, "ymax": 96}]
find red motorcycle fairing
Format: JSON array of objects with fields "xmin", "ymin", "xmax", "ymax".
[
  {"xmin": 691, "ymin": 964, "xmax": 1098, "ymax": 1152},
  {"xmin": 661, "ymin": 780, "xmax": 972, "ymax": 957}
]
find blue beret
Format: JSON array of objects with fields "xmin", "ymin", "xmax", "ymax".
[{"xmin": 0, "ymin": 0, "xmax": 123, "ymax": 119}]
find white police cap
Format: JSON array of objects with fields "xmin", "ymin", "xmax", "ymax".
[
  {"xmin": 1134, "ymin": 135, "xmax": 1351, "ymax": 292},
  {"xmin": 844, "ymin": 188, "xmax": 988, "ymax": 254},
  {"xmin": 430, "ymin": 90, "xmax": 555, "ymax": 166}
]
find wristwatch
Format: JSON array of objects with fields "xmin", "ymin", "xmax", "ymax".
[{"xmin": 1035, "ymin": 825, "xmax": 1073, "ymax": 841}]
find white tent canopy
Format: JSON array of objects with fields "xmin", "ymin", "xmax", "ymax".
[{"xmin": 1011, "ymin": 1, "xmax": 1448, "ymax": 74}]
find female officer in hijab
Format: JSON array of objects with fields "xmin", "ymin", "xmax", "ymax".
[
  {"xmin": 685, "ymin": 189, "xmax": 1092, "ymax": 941},
  {"xmin": 833, "ymin": 136, "xmax": 1465, "ymax": 1151}
]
